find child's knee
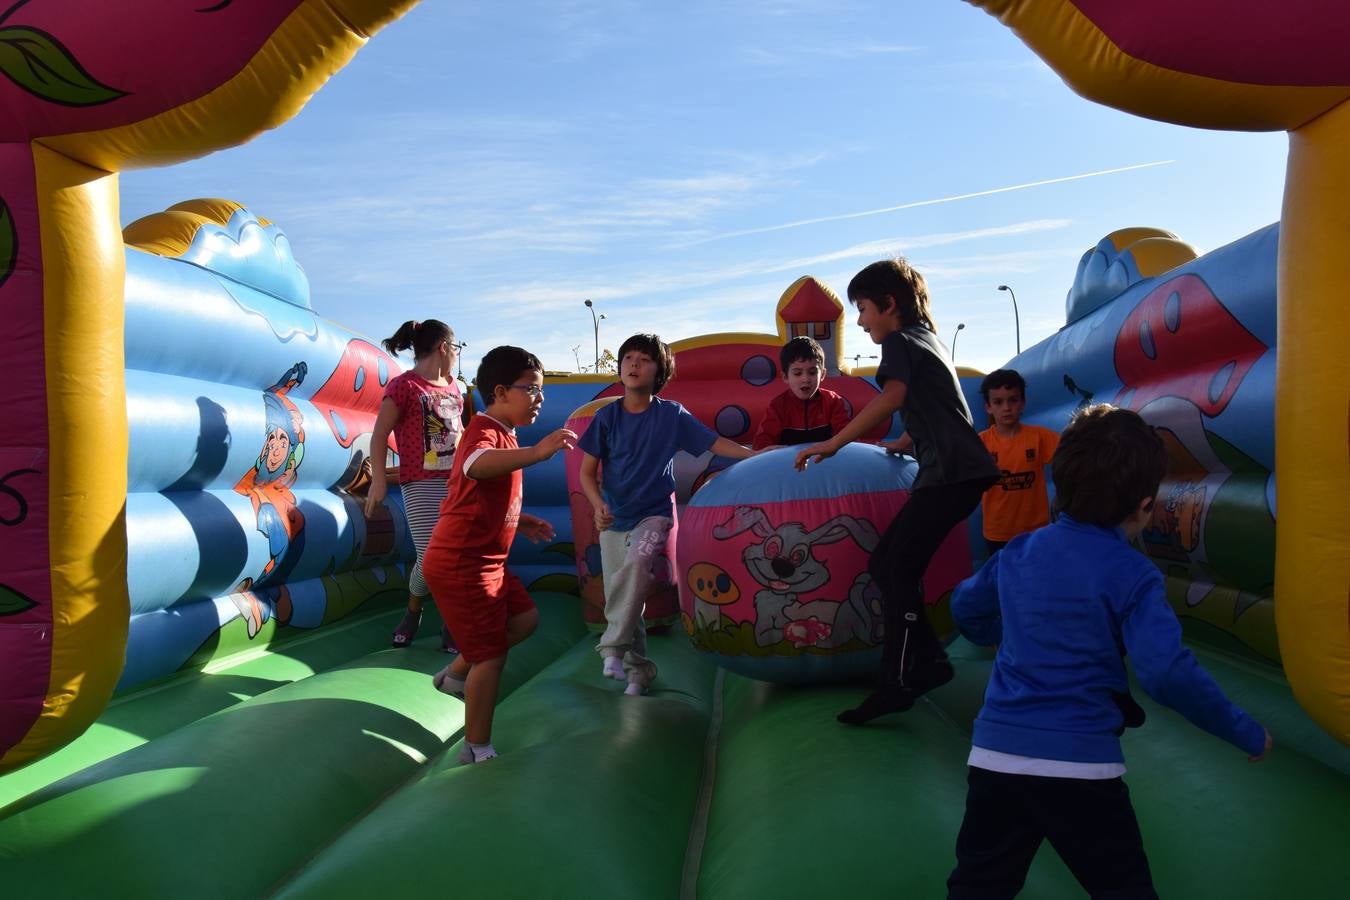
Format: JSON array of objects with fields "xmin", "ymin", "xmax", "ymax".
[
  {"xmin": 470, "ymin": 655, "xmax": 506, "ymax": 676},
  {"xmin": 506, "ymin": 607, "xmax": 539, "ymax": 642}
]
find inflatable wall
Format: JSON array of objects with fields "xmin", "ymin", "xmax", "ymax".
[
  {"xmin": 1005, "ymin": 225, "xmax": 1279, "ymax": 664},
  {"xmin": 0, "ymin": 0, "xmax": 418, "ymax": 774},
  {"xmin": 119, "ymin": 200, "xmax": 416, "ymax": 689},
  {"xmin": 969, "ymin": 0, "xmax": 1350, "ymax": 750}
]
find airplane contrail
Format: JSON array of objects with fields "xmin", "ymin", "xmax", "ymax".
[{"xmin": 679, "ymin": 160, "xmax": 1175, "ymax": 246}]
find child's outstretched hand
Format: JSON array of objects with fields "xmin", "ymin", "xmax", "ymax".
[
  {"xmin": 1249, "ymin": 727, "xmax": 1274, "ymax": 762},
  {"xmin": 593, "ymin": 501, "xmax": 614, "ymax": 532},
  {"xmin": 794, "ymin": 440, "xmax": 836, "ymax": 471},
  {"xmin": 533, "ymin": 428, "xmax": 578, "ymax": 462},
  {"xmin": 517, "ymin": 513, "xmax": 555, "ymax": 543}
]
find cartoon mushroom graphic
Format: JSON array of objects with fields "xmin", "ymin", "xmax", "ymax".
[{"xmin": 686, "ymin": 562, "xmax": 740, "ymax": 634}]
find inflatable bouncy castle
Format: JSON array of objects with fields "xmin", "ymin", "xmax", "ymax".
[{"xmin": 3, "ymin": 2, "xmax": 1350, "ymax": 898}]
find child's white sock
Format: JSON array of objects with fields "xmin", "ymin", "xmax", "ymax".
[
  {"xmin": 624, "ymin": 680, "xmax": 648, "ymax": 696},
  {"xmin": 602, "ymin": 656, "xmax": 626, "ymax": 681},
  {"xmin": 458, "ymin": 741, "xmax": 498, "ymax": 764},
  {"xmin": 433, "ymin": 664, "xmax": 467, "ymax": 699}
]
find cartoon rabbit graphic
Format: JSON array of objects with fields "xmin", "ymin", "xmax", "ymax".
[{"xmin": 712, "ymin": 505, "xmax": 880, "ymax": 647}]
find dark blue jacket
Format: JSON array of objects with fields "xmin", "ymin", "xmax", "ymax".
[{"xmin": 952, "ymin": 515, "xmax": 1266, "ymax": 763}]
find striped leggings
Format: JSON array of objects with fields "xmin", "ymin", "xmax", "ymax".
[{"xmin": 401, "ymin": 477, "xmax": 448, "ymax": 599}]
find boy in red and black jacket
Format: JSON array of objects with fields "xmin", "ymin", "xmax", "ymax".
[{"xmin": 753, "ymin": 336, "xmax": 851, "ymax": 449}]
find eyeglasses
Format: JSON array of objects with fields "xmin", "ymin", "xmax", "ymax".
[
  {"xmin": 508, "ymin": 383, "xmax": 544, "ymax": 398},
  {"xmin": 449, "ymin": 340, "xmax": 466, "ymax": 352}
]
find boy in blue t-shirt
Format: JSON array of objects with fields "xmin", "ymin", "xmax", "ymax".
[
  {"xmin": 579, "ymin": 333, "xmax": 756, "ymax": 695},
  {"xmin": 947, "ymin": 405, "xmax": 1271, "ymax": 898}
]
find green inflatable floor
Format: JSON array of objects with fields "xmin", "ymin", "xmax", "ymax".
[{"xmin": 2, "ymin": 593, "xmax": 1347, "ymax": 898}]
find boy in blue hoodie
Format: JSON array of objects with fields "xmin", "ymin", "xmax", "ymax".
[{"xmin": 948, "ymin": 405, "xmax": 1271, "ymax": 899}]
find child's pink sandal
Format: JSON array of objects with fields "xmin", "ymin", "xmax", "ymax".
[{"xmin": 391, "ymin": 608, "xmax": 422, "ymax": 648}]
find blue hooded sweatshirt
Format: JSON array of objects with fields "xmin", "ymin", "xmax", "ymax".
[{"xmin": 952, "ymin": 515, "xmax": 1266, "ymax": 764}]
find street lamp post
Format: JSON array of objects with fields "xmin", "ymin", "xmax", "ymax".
[
  {"xmin": 951, "ymin": 322, "xmax": 966, "ymax": 362},
  {"xmin": 583, "ymin": 299, "xmax": 605, "ymax": 372},
  {"xmin": 997, "ymin": 284, "xmax": 1021, "ymax": 356}
]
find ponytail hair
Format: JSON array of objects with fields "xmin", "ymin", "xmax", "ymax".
[
  {"xmin": 382, "ymin": 318, "xmax": 453, "ymax": 359},
  {"xmin": 847, "ymin": 259, "xmax": 936, "ymax": 333}
]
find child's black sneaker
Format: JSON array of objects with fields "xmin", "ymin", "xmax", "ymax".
[{"xmin": 903, "ymin": 658, "xmax": 955, "ymax": 695}]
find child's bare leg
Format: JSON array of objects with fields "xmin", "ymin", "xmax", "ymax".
[
  {"xmin": 443, "ymin": 606, "xmax": 530, "ymax": 697},
  {"xmin": 505, "ymin": 607, "xmax": 538, "ymax": 648},
  {"xmin": 458, "ymin": 656, "xmax": 505, "ymax": 762},
  {"xmin": 433, "ymin": 651, "xmax": 471, "ymax": 697},
  {"xmin": 432, "ymin": 623, "xmax": 474, "ymax": 696}
]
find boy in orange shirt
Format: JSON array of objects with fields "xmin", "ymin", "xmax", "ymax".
[{"xmin": 978, "ymin": 370, "xmax": 1059, "ymax": 554}]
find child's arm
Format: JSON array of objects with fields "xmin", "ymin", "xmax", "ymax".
[
  {"xmin": 364, "ymin": 397, "xmax": 401, "ymax": 515},
  {"xmin": 795, "ymin": 379, "xmax": 906, "ymax": 469},
  {"xmin": 517, "ymin": 512, "xmax": 556, "ymax": 543},
  {"xmin": 578, "ymin": 452, "xmax": 613, "ymax": 531},
  {"xmin": 950, "ymin": 556, "xmax": 1003, "ymax": 646},
  {"xmin": 1121, "ymin": 569, "xmax": 1269, "ymax": 758},
  {"xmin": 880, "ymin": 432, "xmax": 913, "ymax": 455},
  {"xmin": 675, "ymin": 403, "xmax": 755, "ymax": 461},
  {"xmin": 467, "ymin": 428, "xmax": 577, "ymax": 479},
  {"xmin": 710, "ymin": 436, "xmax": 756, "ymax": 460}
]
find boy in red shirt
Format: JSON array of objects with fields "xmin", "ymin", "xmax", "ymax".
[
  {"xmin": 978, "ymin": 369, "xmax": 1060, "ymax": 554},
  {"xmin": 752, "ymin": 336, "xmax": 852, "ymax": 449},
  {"xmin": 422, "ymin": 346, "xmax": 577, "ymax": 763}
]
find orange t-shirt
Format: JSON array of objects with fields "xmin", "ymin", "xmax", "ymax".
[{"xmin": 979, "ymin": 424, "xmax": 1060, "ymax": 541}]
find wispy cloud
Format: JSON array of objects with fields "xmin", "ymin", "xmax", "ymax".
[
  {"xmin": 764, "ymin": 220, "xmax": 1072, "ymax": 273},
  {"xmin": 462, "ymin": 217, "xmax": 1073, "ymax": 319},
  {"xmin": 676, "ymin": 161, "xmax": 1174, "ymax": 246},
  {"xmin": 740, "ymin": 41, "xmax": 918, "ymax": 65}
]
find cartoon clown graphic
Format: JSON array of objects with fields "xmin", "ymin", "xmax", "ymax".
[{"xmin": 230, "ymin": 362, "xmax": 308, "ymax": 637}]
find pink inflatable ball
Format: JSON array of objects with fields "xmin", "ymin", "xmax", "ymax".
[
  {"xmin": 564, "ymin": 398, "xmax": 681, "ymax": 632},
  {"xmin": 677, "ymin": 443, "xmax": 973, "ymax": 684}
]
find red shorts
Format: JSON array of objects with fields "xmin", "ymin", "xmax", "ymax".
[{"xmin": 425, "ymin": 557, "xmax": 535, "ymax": 664}]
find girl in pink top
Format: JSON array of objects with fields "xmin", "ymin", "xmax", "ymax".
[{"xmin": 366, "ymin": 318, "xmax": 469, "ymax": 649}]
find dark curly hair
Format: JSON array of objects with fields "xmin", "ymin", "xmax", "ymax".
[
  {"xmin": 476, "ymin": 346, "xmax": 543, "ymax": 402},
  {"xmin": 1052, "ymin": 405, "xmax": 1167, "ymax": 526},
  {"xmin": 979, "ymin": 369, "xmax": 1027, "ymax": 403},
  {"xmin": 780, "ymin": 336, "xmax": 825, "ymax": 373}
]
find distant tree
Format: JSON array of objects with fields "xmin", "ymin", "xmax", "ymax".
[{"xmin": 597, "ymin": 349, "xmax": 617, "ymax": 374}]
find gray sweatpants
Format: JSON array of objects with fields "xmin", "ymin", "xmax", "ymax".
[{"xmin": 595, "ymin": 515, "xmax": 671, "ymax": 686}]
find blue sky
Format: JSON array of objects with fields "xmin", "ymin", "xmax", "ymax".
[{"xmin": 120, "ymin": 1, "xmax": 1288, "ymax": 378}]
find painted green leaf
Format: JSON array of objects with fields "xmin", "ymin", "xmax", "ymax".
[
  {"xmin": 0, "ymin": 197, "xmax": 14, "ymax": 290},
  {"xmin": 0, "ymin": 582, "xmax": 37, "ymax": 616},
  {"xmin": 0, "ymin": 26, "xmax": 126, "ymax": 106}
]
